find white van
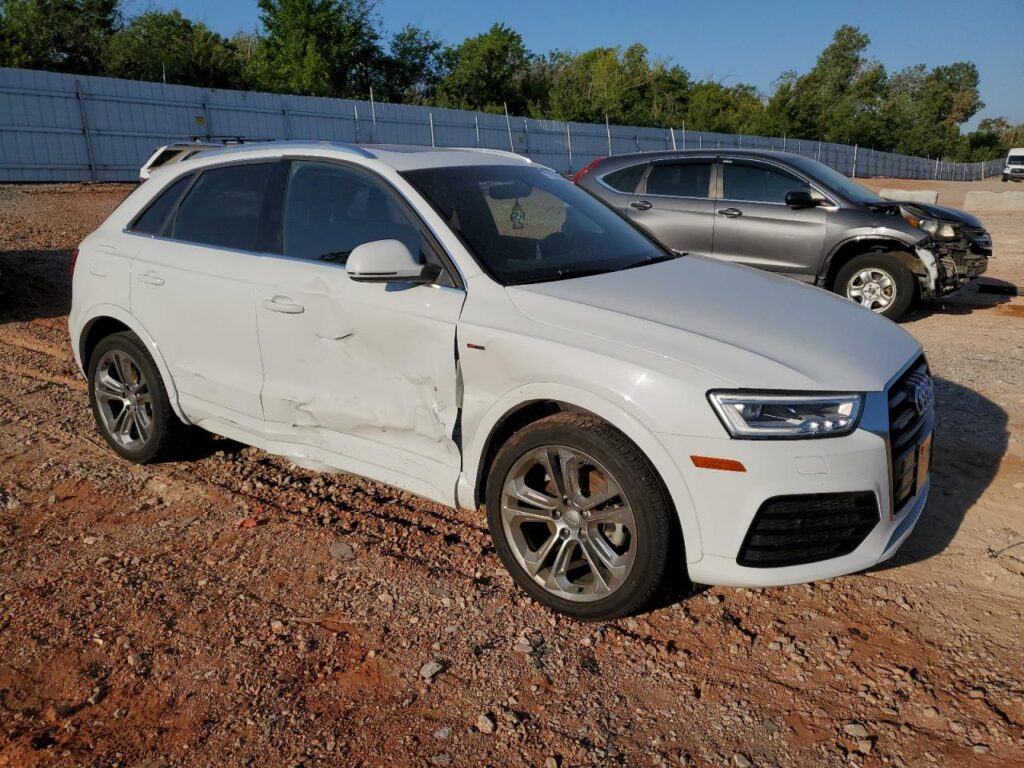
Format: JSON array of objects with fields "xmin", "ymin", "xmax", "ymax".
[{"xmin": 1003, "ymin": 147, "xmax": 1024, "ymax": 182}]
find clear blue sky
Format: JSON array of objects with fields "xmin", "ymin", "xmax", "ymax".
[{"xmin": 141, "ymin": 0, "xmax": 1024, "ymax": 126}]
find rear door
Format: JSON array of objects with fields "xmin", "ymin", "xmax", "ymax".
[
  {"xmin": 712, "ymin": 159, "xmax": 828, "ymax": 278},
  {"xmin": 129, "ymin": 161, "xmax": 284, "ymax": 421},
  {"xmin": 625, "ymin": 159, "xmax": 716, "ymax": 256}
]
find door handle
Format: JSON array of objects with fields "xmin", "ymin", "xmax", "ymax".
[
  {"xmin": 718, "ymin": 207, "xmax": 743, "ymax": 218},
  {"xmin": 137, "ymin": 271, "xmax": 165, "ymax": 286},
  {"xmin": 630, "ymin": 200, "xmax": 653, "ymax": 211},
  {"xmin": 263, "ymin": 297, "xmax": 305, "ymax": 315}
]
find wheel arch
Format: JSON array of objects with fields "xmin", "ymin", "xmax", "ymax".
[
  {"xmin": 821, "ymin": 237, "xmax": 923, "ymax": 290},
  {"xmin": 461, "ymin": 384, "xmax": 704, "ymax": 565},
  {"xmin": 76, "ymin": 304, "xmax": 191, "ymax": 424}
]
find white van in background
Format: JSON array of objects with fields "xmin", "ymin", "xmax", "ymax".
[{"xmin": 1003, "ymin": 147, "xmax": 1024, "ymax": 182}]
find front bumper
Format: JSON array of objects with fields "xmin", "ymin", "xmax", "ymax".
[{"xmin": 657, "ymin": 384, "xmax": 931, "ymax": 588}]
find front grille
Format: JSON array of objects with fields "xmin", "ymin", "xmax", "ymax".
[
  {"xmin": 888, "ymin": 357, "xmax": 933, "ymax": 510},
  {"xmin": 736, "ymin": 492, "xmax": 879, "ymax": 568}
]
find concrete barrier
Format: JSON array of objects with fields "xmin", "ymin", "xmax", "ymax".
[
  {"xmin": 963, "ymin": 191, "xmax": 1024, "ymax": 212},
  {"xmin": 879, "ymin": 188, "xmax": 939, "ymax": 204}
]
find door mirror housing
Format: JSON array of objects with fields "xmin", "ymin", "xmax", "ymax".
[
  {"xmin": 785, "ymin": 190, "xmax": 819, "ymax": 208},
  {"xmin": 346, "ymin": 239, "xmax": 436, "ymax": 284}
]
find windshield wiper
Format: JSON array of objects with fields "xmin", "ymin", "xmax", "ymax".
[{"xmin": 513, "ymin": 251, "xmax": 684, "ymax": 285}]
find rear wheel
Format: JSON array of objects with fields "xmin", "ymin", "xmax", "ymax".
[
  {"xmin": 87, "ymin": 331, "xmax": 186, "ymax": 463},
  {"xmin": 485, "ymin": 413, "xmax": 673, "ymax": 620},
  {"xmin": 835, "ymin": 252, "xmax": 915, "ymax": 321}
]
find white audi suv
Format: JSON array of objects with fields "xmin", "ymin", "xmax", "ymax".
[{"xmin": 69, "ymin": 142, "xmax": 933, "ymax": 619}]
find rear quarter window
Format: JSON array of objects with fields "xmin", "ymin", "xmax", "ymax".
[
  {"xmin": 600, "ymin": 163, "xmax": 646, "ymax": 193},
  {"xmin": 172, "ymin": 163, "xmax": 277, "ymax": 251},
  {"xmin": 130, "ymin": 174, "xmax": 194, "ymax": 235}
]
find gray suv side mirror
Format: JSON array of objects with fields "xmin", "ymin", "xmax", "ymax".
[
  {"xmin": 346, "ymin": 239, "xmax": 437, "ymax": 283},
  {"xmin": 785, "ymin": 190, "xmax": 819, "ymax": 208}
]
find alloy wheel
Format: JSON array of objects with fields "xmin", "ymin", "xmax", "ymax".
[
  {"xmin": 93, "ymin": 349, "xmax": 154, "ymax": 451},
  {"xmin": 499, "ymin": 445, "xmax": 637, "ymax": 602}
]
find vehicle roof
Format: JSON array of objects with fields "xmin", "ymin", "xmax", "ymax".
[
  {"xmin": 1008, "ymin": 147, "xmax": 1024, "ymax": 155},
  {"xmin": 171, "ymin": 141, "xmax": 534, "ymax": 172},
  {"xmin": 597, "ymin": 148, "xmax": 815, "ymax": 165}
]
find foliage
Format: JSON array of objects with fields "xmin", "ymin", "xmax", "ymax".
[
  {"xmin": 104, "ymin": 11, "xmax": 243, "ymax": 89},
  {"xmin": 0, "ymin": 2, "xmax": 1010, "ymax": 162}
]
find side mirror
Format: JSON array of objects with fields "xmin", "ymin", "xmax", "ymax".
[
  {"xmin": 346, "ymin": 239, "xmax": 436, "ymax": 284},
  {"xmin": 785, "ymin": 190, "xmax": 818, "ymax": 208}
]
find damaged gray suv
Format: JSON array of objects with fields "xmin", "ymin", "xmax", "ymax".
[{"xmin": 574, "ymin": 149, "xmax": 990, "ymax": 320}]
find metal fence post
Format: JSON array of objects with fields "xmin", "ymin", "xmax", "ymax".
[
  {"xmin": 475, "ymin": 115, "xmax": 480, "ymax": 147},
  {"xmin": 524, "ymin": 119, "xmax": 531, "ymax": 155},
  {"xmin": 670, "ymin": 127, "xmax": 676, "ymax": 150},
  {"xmin": 504, "ymin": 102, "xmax": 514, "ymax": 152},
  {"xmin": 282, "ymin": 108, "xmax": 291, "ymax": 139},
  {"xmin": 353, "ymin": 103, "xmax": 360, "ymax": 142},
  {"xmin": 428, "ymin": 113, "xmax": 436, "ymax": 147},
  {"xmin": 852, "ymin": 144, "xmax": 858, "ymax": 178},
  {"xmin": 74, "ymin": 80, "xmax": 97, "ymax": 181},
  {"xmin": 681, "ymin": 122, "xmax": 686, "ymax": 150},
  {"xmin": 605, "ymin": 114, "xmax": 612, "ymax": 156},
  {"xmin": 566, "ymin": 123, "xmax": 573, "ymax": 171}
]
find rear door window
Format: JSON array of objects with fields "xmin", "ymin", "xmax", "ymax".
[
  {"xmin": 721, "ymin": 162, "xmax": 809, "ymax": 204},
  {"xmin": 645, "ymin": 162, "xmax": 713, "ymax": 198},
  {"xmin": 172, "ymin": 163, "xmax": 277, "ymax": 251}
]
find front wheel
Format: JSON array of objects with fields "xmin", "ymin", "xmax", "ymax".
[
  {"xmin": 834, "ymin": 253, "xmax": 915, "ymax": 321},
  {"xmin": 485, "ymin": 413, "xmax": 674, "ymax": 620}
]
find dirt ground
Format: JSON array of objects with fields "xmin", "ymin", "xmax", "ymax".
[{"xmin": 1, "ymin": 181, "xmax": 1022, "ymax": 768}]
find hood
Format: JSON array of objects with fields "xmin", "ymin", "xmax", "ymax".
[
  {"xmin": 900, "ymin": 201, "xmax": 983, "ymax": 228},
  {"xmin": 508, "ymin": 256, "xmax": 921, "ymax": 392}
]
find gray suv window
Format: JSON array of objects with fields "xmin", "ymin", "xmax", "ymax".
[
  {"xmin": 601, "ymin": 163, "xmax": 646, "ymax": 193},
  {"xmin": 646, "ymin": 162, "xmax": 713, "ymax": 198},
  {"xmin": 722, "ymin": 163, "xmax": 808, "ymax": 204}
]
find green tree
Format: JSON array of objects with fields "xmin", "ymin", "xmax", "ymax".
[
  {"xmin": 0, "ymin": 0, "xmax": 120, "ymax": 74},
  {"xmin": 374, "ymin": 25, "xmax": 444, "ymax": 103},
  {"xmin": 104, "ymin": 10, "xmax": 243, "ymax": 89},
  {"xmin": 686, "ymin": 81, "xmax": 766, "ymax": 134},
  {"xmin": 435, "ymin": 23, "xmax": 533, "ymax": 113},
  {"xmin": 256, "ymin": 0, "xmax": 382, "ymax": 97}
]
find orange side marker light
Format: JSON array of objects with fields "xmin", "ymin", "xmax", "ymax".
[{"xmin": 690, "ymin": 455, "xmax": 746, "ymax": 472}]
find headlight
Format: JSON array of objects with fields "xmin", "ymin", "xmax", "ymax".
[
  {"xmin": 708, "ymin": 392, "xmax": 863, "ymax": 439},
  {"xmin": 903, "ymin": 213, "xmax": 957, "ymax": 240}
]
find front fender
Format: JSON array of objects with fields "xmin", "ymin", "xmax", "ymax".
[
  {"xmin": 71, "ymin": 303, "xmax": 191, "ymax": 424},
  {"xmin": 458, "ymin": 382, "xmax": 705, "ymax": 565}
]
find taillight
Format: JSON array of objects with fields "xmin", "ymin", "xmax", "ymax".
[
  {"xmin": 69, "ymin": 247, "xmax": 80, "ymax": 277},
  {"xmin": 571, "ymin": 158, "xmax": 605, "ymax": 184}
]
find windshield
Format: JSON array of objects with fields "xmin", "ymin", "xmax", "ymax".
[
  {"xmin": 402, "ymin": 164, "xmax": 669, "ymax": 285},
  {"xmin": 1008, "ymin": 156, "xmax": 1024, "ymax": 166},
  {"xmin": 787, "ymin": 155, "xmax": 886, "ymax": 205}
]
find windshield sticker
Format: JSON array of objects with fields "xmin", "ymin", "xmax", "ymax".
[{"xmin": 510, "ymin": 199, "xmax": 526, "ymax": 230}]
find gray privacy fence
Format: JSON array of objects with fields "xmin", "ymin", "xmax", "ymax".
[{"xmin": 0, "ymin": 67, "xmax": 1005, "ymax": 183}]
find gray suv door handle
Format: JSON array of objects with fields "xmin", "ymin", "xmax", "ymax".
[
  {"xmin": 263, "ymin": 297, "xmax": 305, "ymax": 315},
  {"xmin": 718, "ymin": 207, "xmax": 743, "ymax": 218},
  {"xmin": 630, "ymin": 200, "xmax": 653, "ymax": 210}
]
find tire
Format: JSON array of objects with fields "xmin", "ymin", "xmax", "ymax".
[
  {"xmin": 485, "ymin": 412, "xmax": 674, "ymax": 620},
  {"xmin": 87, "ymin": 331, "xmax": 187, "ymax": 463},
  {"xmin": 834, "ymin": 252, "xmax": 915, "ymax": 321}
]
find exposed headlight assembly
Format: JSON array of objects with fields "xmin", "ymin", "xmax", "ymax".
[
  {"xmin": 708, "ymin": 392, "xmax": 863, "ymax": 439},
  {"xmin": 903, "ymin": 213, "xmax": 957, "ymax": 240}
]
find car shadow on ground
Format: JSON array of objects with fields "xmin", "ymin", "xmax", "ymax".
[
  {"xmin": 870, "ymin": 376, "xmax": 1009, "ymax": 572},
  {"xmin": 903, "ymin": 277, "xmax": 1017, "ymax": 320},
  {"xmin": 0, "ymin": 249, "xmax": 73, "ymax": 323}
]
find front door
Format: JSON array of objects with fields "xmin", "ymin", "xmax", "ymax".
[
  {"xmin": 255, "ymin": 159, "xmax": 464, "ymax": 505},
  {"xmin": 712, "ymin": 159, "xmax": 828, "ymax": 278}
]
